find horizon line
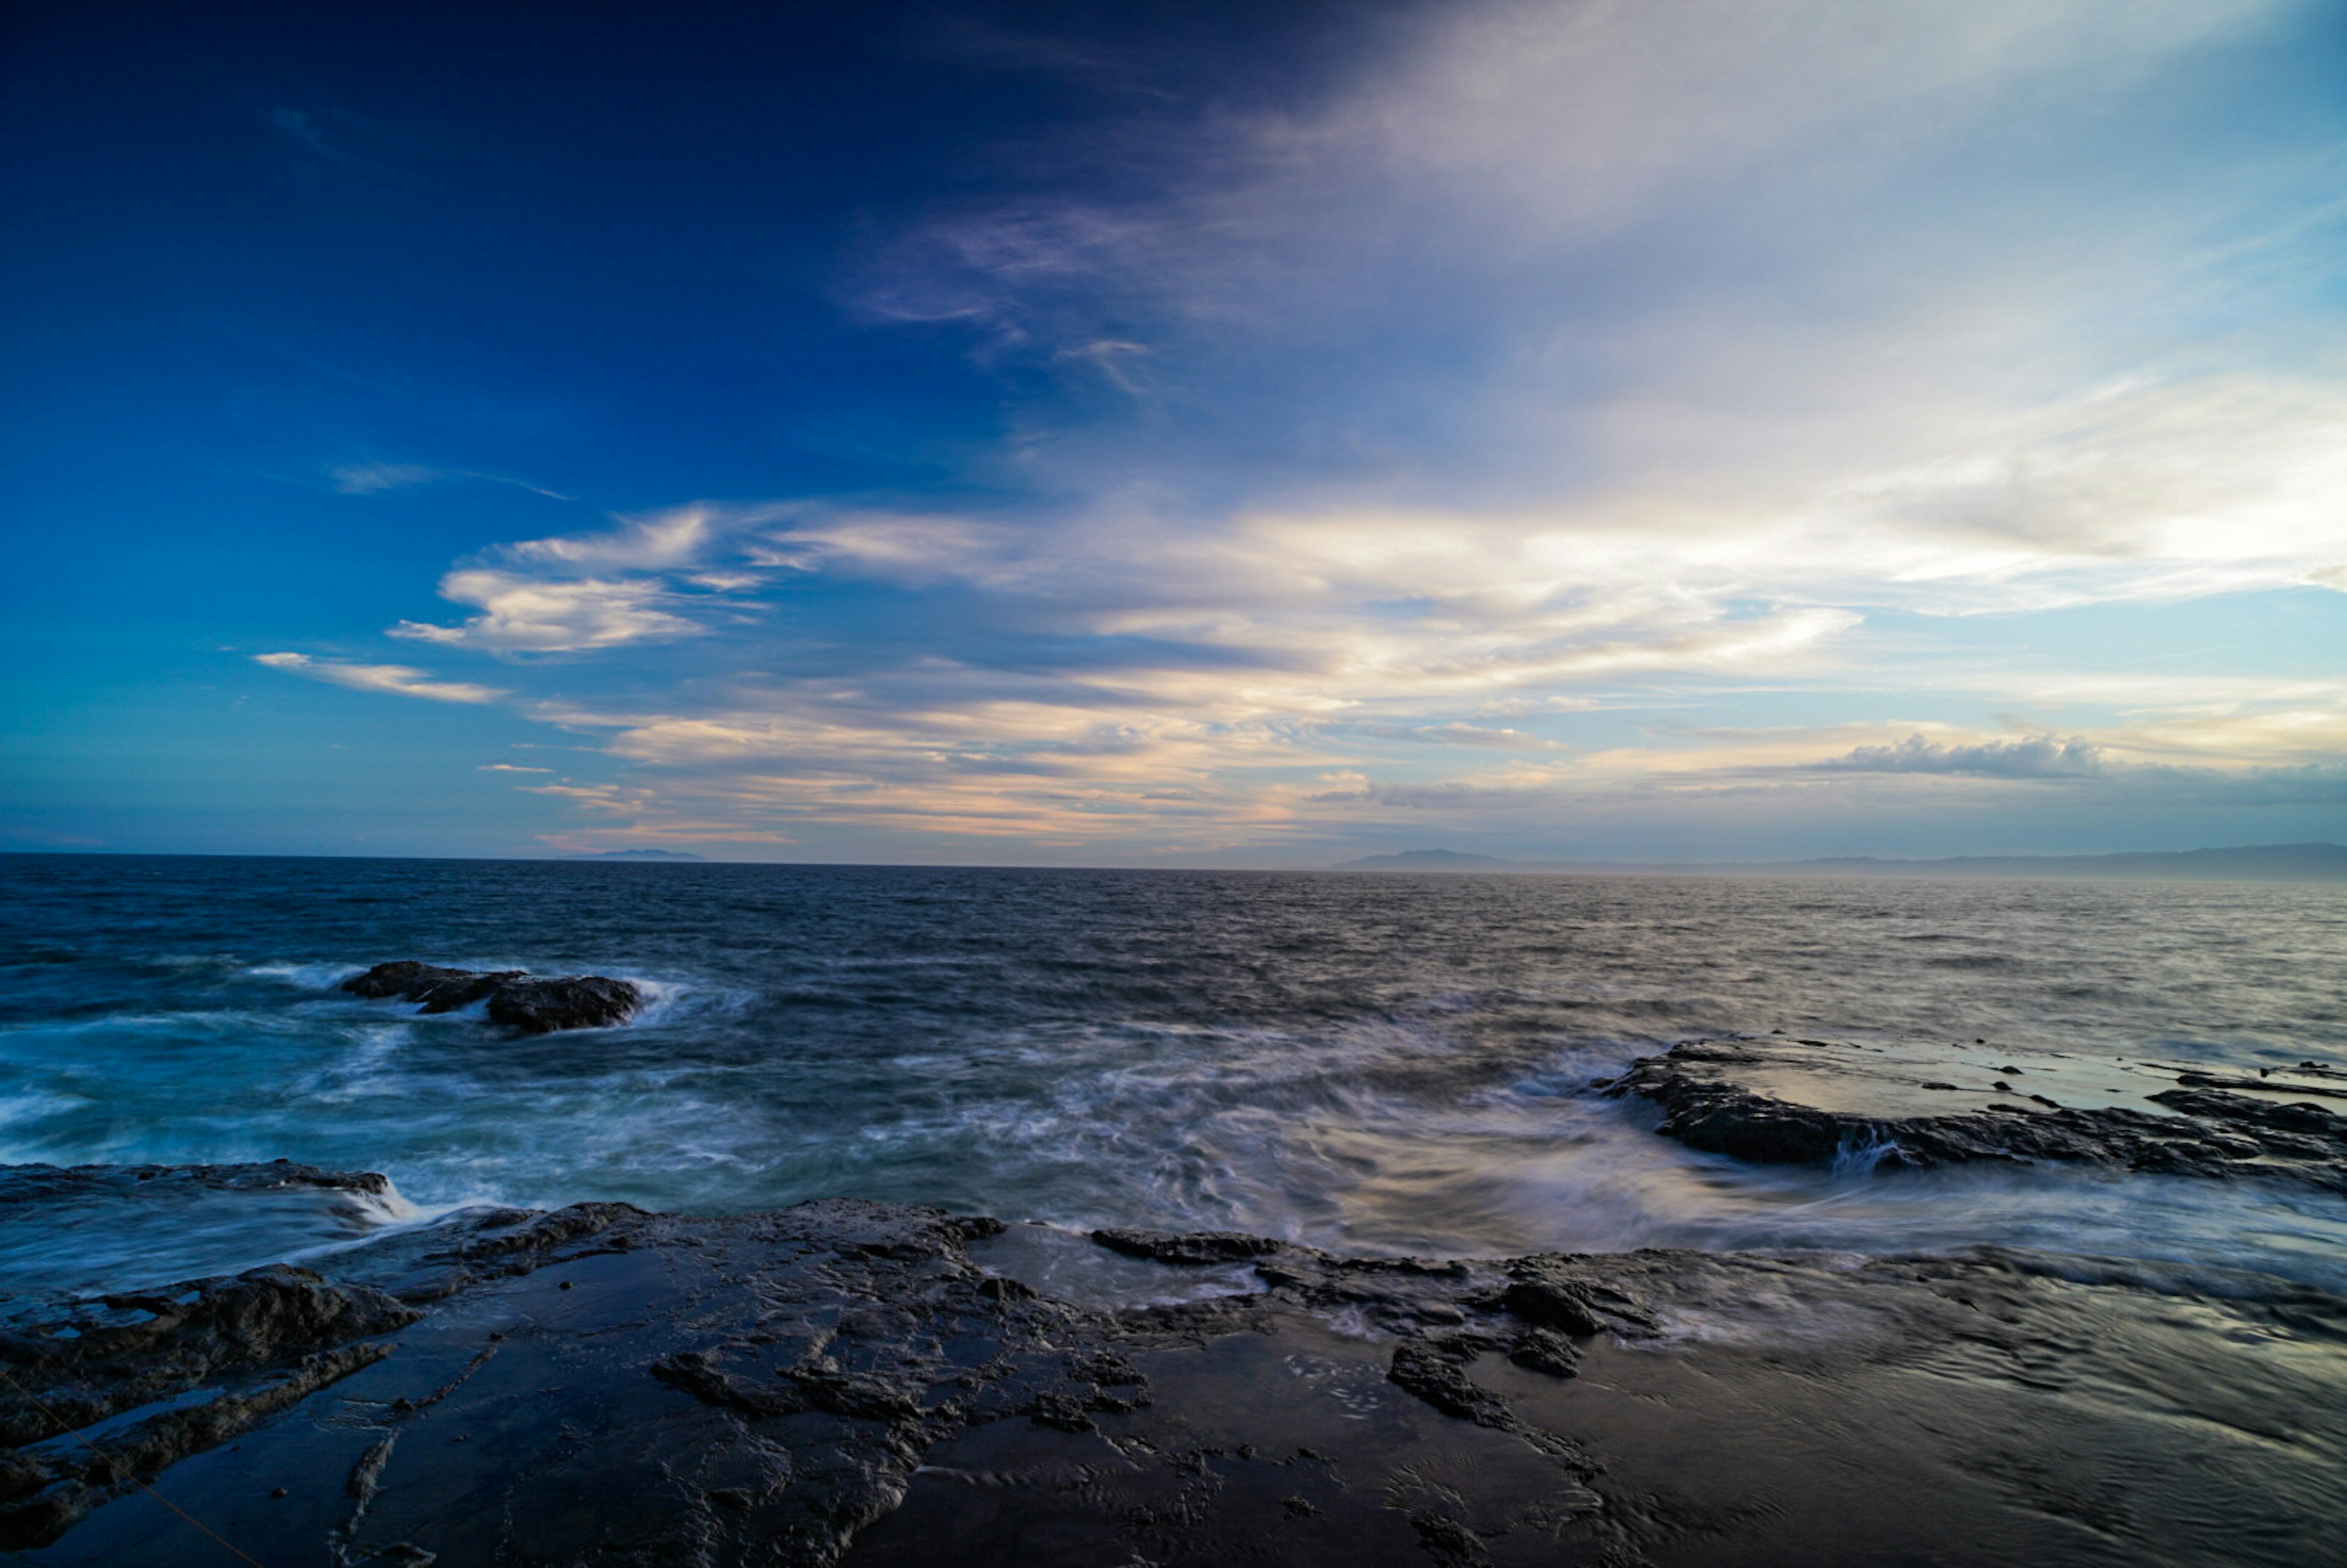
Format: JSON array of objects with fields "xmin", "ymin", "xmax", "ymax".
[{"xmin": 4, "ymin": 841, "xmax": 2341, "ymax": 876}]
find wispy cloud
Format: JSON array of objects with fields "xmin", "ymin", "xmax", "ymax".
[
  {"xmin": 505, "ymin": 504, "xmax": 735, "ymax": 571},
  {"xmin": 514, "ymin": 782, "xmax": 648, "ymax": 813},
  {"xmin": 329, "ymin": 462, "xmax": 441, "ymax": 494},
  {"xmin": 328, "ymin": 462, "xmax": 573, "ymax": 500},
  {"xmin": 252, "ymin": 653, "xmax": 504, "ymax": 704}
]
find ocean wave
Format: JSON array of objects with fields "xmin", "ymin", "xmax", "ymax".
[
  {"xmin": 3, "ymin": 863, "xmax": 2343, "ymax": 1300},
  {"xmin": 246, "ymin": 960, "xmax": 367, "ymax": 991}
]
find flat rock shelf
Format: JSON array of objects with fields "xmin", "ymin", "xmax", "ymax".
[
  {"xmin": 4, "ymin": 1183, "xmax": 2344, "ymax": 1567},
  {"xmin": 1603, "ymin": 1035, "xmax": 2347, "ymax": 1192}
]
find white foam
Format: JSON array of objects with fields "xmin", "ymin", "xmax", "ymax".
[
  {"xmin": 247, "ymin": 961, "xmax": 367, "ymax": 991},
  {"xmin": 618, "ymin": 975, "xmax": 688, "ymax": 1027}
]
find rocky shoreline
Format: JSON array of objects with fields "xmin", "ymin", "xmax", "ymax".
[
  {"xmin": 1603, "ymin": 1036, "xmax": 2347, "ymax": 1192},
  {"xmin": 4, "ymin": 1166, "xmax": 2343, "ymax": 1566}
]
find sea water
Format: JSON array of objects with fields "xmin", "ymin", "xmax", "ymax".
[{"xmin": 2, "ymin": 854, "xmax": 2342, "ymax": 1297}]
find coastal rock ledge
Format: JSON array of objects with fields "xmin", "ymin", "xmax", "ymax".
[
  {"xmin": 5, "ymin": 1182, "xmax": 2345, "ymax": 1566},
  {"xmin": 1604, "ymin": 1038, "xmax": 2347, "ymax": 1192},
  {"xmin": 340, "ymin": 961, "xmax": 642, "ymax": 1033}
]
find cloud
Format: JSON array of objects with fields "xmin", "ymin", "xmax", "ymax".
[
  {"xmin": 1356, "ymin": 722, "xmax": 1547, "ymax": 748},
  {"xmin": 392, "ymin": 573, "xmax": 707, "ymax": 654},
  {"xmin": 252, "ymin": 653, "xmax": 504, "ymax": 704},
  {"xmin": 1307, "ymin": 777, "xmax": 1536, "ymax": 809},
  {"xmin": 848, "ymin": 0, "xmax": 2341, "ymax": 614},
  {"xmin": 329, "ymin": 463, "xmax": 441, "ymax": 494},
  {"xmin": 387, "ymin": 505, "xmax": 774, "ymax": 652},
  {"xmin": 478, "ymin": 763, "xmax": 552, "ymax": 773},
  {"xmin": 1823, "ymin": 733, "xmax": 2107, "ymax": 779},
  {"xmin": 283, "ymin": 1, "xmax": 2346, "ymax": 853},
  {"xmin": 328, "ymin": 463, "xmax": 573, "ymax": 500},
  {"xmin": 514, "ymin": 782, "xmax": 647, "ymax": 813},
  {"xmin": 506, "ymin": 504, "xmax": 736, "ymax": 571}
]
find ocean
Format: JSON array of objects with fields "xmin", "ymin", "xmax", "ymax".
[{"xmin": 3, "ymin": 852, "xmax": 2343, "ymax": 1299}]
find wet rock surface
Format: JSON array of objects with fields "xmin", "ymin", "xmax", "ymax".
[
  {"xmin": 340, "ymin": 962, "xmax": 642, "ymax": 1033},
  {"xmin": 1092, "ymin": 1227, "xmax": 1286, "ymax": 1266},
  {"xmin": 0, "ymin": 1263, "xmax": 419, "ymax": 1545},
  {"xmin": 1606, "ymin": 1038, "xmax": 2347, "ymax": 1192},
  {"xmin": 0, "ymin": 1160, "xmax": 392, "ymax": 1215},
  {"xmin": 0, "ymin": 1189, "xmax": 2340, "ymax": 1566}
]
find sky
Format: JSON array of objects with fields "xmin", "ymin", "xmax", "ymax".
[{"xmin": 2, "ymin": 0, "xmax": 2343, "ymax": 865}]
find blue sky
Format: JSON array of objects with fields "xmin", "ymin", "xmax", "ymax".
[{"xmin": 4, "ymin": 0, "xmax": 2343, "ymax": 863}]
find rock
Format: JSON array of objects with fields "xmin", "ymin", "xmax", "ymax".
[
  {"xmin": 339, "ymin": 962, "xmax": 641, "ymax": 1033},
  {"xmin": 1504, "ymin": 1327, "xmax": 1581, "ymax": 1378},
  {"xmin": 11, "ymin": 1190, "xmax": 2347, "ymax": 1568},
  {"xmin": 0, "ymin": 1264, "xmax": 419, "ymax": 1545},
  {"xmin": 0, "ymin": 1159, "xmax": 391, "ymax": 1213},
  {"xmin": 1491, "ymin": 1277, "xmax": 1604, "ymax": 1336},
  {"xmin": 1090, "ymin": 1227, "xmax": 1284, "ymax": 1266},
  {"xmin": 337, "ymin": 961, "xmax": 518, "ymax": 1012},
  {"xmin": 0, "ymin": 1160, "xmax": 413, "ymax": 1310},
  {"xmin": 1408, "ymin": 1509, "xmax": 1495, "ymax": 1568},
  {"xmin": 1386, "ymin": 1341, "xmax": 1515, "ymax": 1429},
  {"xmin": 1606, "ymin": 1039, "xmax": 2347, "ymax": 1192},
  {"xmin": 2150, "ymin": 1086, "xmax": 2344, "ymax": 1138},
  {"xmin": 483, "ymin": 975, "xmax": 642, "ymax": 1033},
  {"xmin": 2178, "ymin": 1071, "xmax": 2347, "ymax": 1101}
]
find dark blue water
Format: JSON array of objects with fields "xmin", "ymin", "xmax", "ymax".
[{"xmin": 3, "ymin": 854, "xmax": 2343, "ymax": 1296}]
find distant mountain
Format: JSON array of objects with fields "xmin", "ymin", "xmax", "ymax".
[
  {"xmin": 1329, "ymin": 843, "xmax": 2346, "ymax": 882},
  {"xmin": 577, "ymin": 848, "xmax": 706, "ymax": 862},
  {"xmin": 1332, "ymin": 849, "xmax": 1518, "ymax": 870}
]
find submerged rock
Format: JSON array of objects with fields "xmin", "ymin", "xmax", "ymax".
[
  {"xmin": 339, "ymin": 961, "xmax": 642, "ymax": 1033},
  {"xmin": 1607, "ymin": 1038, "xmax": 2347, "ymax": 1192},
  {"xmin": 6, "ymin": 1185, "xmax": 2345, "ymax": 1567}
]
